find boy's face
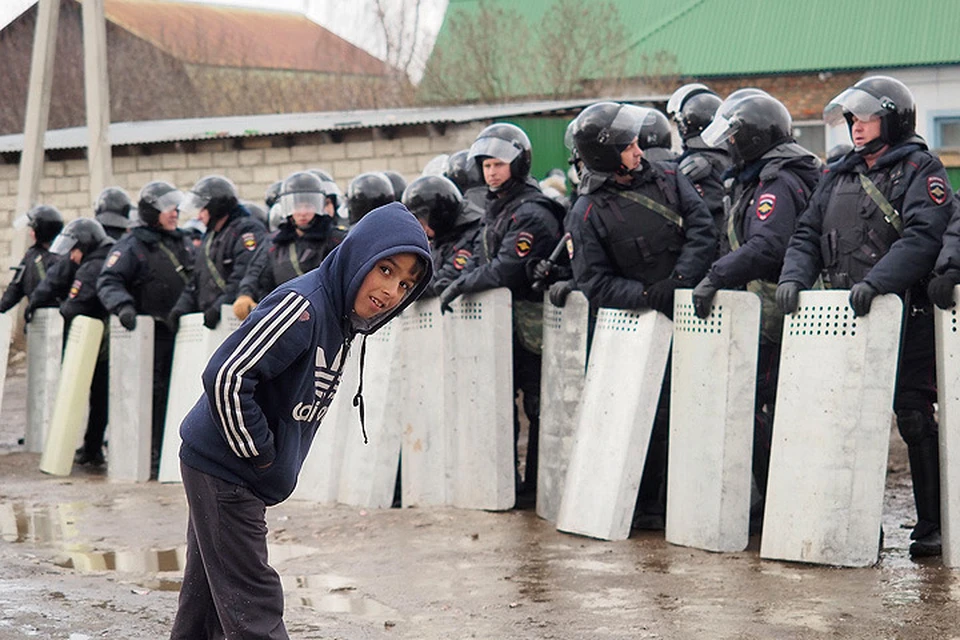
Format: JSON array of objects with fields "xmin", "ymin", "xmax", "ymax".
[{"xmin": 353, "ymin": 252, "xmax": 422, "ymax": 319}]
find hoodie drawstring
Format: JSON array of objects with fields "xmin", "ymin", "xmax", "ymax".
[{"xmin": 352, "ymin": 335, "xmax": 369, "ymax": 444}]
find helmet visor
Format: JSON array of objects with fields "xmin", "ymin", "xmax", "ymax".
[
  {"xmin": 279, "ymin": 191, "xmax": 324, "ymax": 218},
  {"xmin": 468, "ymin": 136, "xmax": 523, "ymax": 163},
  {"xmin": 152, "ymin": 189, "xmax": 184, "ymax": 214},
  {"xmin": 701, "ymin": 112, "xmax": 742, "ymax": 148},
  {"xmin": 666, "ymin": 83, "xmax": 709, "ymax": 117},
  {"xmin": 421, "ymin": 154, "xmax": 449, "ymax": 177},
  {"xmin": 178, "ymin": 191, "xmax": 209, "ymax": 219},
  {"xmin": 823, "ymin": 87, "xmax": 886, "ymax": 126},
  {"xmin": 13, "ymin": 212, "xmax": 28, "ymax": 230},
  {"xmin": 49, "ymin": 232, "xmax": 78, "ymax": 256}
]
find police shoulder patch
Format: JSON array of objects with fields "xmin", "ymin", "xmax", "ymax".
[
  {"xmin": 105, "ymin": 250, "xmax": 122, "ymax": 268},
  {"xmin": 453, "ymin": 248, "xmax": 472, "ymax": 270},
  {"xmin": 69, "ymin": 279, "xmax": 82, "ymax": 299},
  {"xmin": 755, "ymin": 193, "xmax": 777, "ymax": 221},
  {"xmin": 515, "ymin": 231, "xmax": 534, "ymax": 258},
  {"xmin": 928, "ymin": 176, "xmax": 947, "ymax": 205},
  {"xmin": 241, "ymin": 232, "xmax": 257, "ymax": 251}
]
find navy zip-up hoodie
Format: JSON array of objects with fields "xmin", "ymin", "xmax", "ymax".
[{"xmin": 179, "ymin": 203, "xmax": 433, "ymax": 505}]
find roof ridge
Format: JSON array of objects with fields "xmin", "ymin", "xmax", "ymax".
[{"xmin": 617, "ymin": 0, "xmax": 709, "ymax": 58}]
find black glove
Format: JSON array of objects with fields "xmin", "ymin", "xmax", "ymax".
[
  {"xmin": 691, "ymin": 276, "xmax": 720, "ymax": 319},
  {"xmin": 530, "ymin": 259, "xmax": 553, "ymax": 292},
  {"xmin": 438, "ymin": 282, "xmax": 462, "ymax": 315},
  {"xmin": 548, "ymin": 280, "xmax": 575, "ymax": 308},
  {"xmin": 165, "ymin": 309, "xmax": 182, "ymax": 333},
  {"xmin": 849, "ymin": 282, "xmax": 878, "ymax": 317},
  {"xmin": 645, "ymin": 276, "xmax": 683, "ymax": 319},
  {"xmin": 117, "ymin": 305, "xmax": 137, "ymax": 331},
  {"xmin": 776, "ymin": 281, "xmax": 802, "ymax": 315},
  {"xmin": 23, "ymin": 304, "xmax": 34, "ymax": 324},
  {"xmin": 928, "ymin": 271, "xmax": 960, "ymax": 310},
  {"xmin": 203, "ymin": 304, "xmax": 221, "ymax": 329}
]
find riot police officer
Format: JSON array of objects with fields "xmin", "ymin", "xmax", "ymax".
[
  {"xmin": 233, "ymin": 171, "xmax": 346, "ymax": 319},
  {"xmin": 402, "ymin": 174, "xmax": 483, "ymax": 297},
  {"xmin": 346, "ymin": 172, "xmax": 396, "ymax": 226},
  {"xmin": 438, "ymin": 122, "xmax": 565, "ymax": 507},
  {"xmin": 383, "ymin": 170, "xmax": 407, "ymax": 202},
  {"xmin": 777, "ymin": 76, "xmax": 952, "ymax": 557},
  {"xmin": 0, "ymin": 205, "xmax": 64, "ymax": 317},
  {"xmin": 692, "ymin": 92, "xmax": 822, "ymax": 507},
  {"xmin": 567, "ymin": 101, "xmax": 716, "ymax": 529},
  {"xmin": 667, "ymin": 83, "xmax": 733, "ymax": 235},
  {"xmin": 97, "ymin": 181, "xmax": 193, "ymax": 475},
  {"xmin": 30, "ymin": 218, "xmax": 114, "ymax": 466},
  {"xmin": 169, "ymin": 175, "xmax": 267, "ymax": 330},
  {"xmin": 94, "ymin": 186, "xmax": 134, "ymax": 240}
]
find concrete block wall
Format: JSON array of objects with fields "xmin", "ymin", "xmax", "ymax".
[{"xmin": 0, "ymin": 121, "xmax": 484, "ymax": 283}]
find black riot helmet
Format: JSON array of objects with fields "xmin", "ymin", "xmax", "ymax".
[
  {"xmin": 94, "ymin": 186, "xmax": 133, "ymax": 230},
  {"xmin": 178, "ymin": 175, "xmax": 238, "ymax": 221},
  {"xmin": 444, "ymin": 149, "xmax": 484, "ymax": 193},
  {"xmin": 26, "ymin": 204, "xmax": 64, "ymax": 244},
  {"xmin": 346, "ymin": 172, "xmax": 395, "ymax": 225},
  {"xmin": 278, "ymin": 171, "xmax": 327, "ymax": 223},
  {"xmin": 823, "ymin": 75, "xmax": 916, "ymax": 151},
  {"xmin": 674, "ymin": 94, "xmax": 722, "ymax": 141},
  {"xmin": 309, "ymin": 168, "xmax": 341, "ymax": 212},
  {"xmin": 137, "ymin": 181, "xmax": 184, "ymax": 227},
  {"xmin": 630, "ymin": 106, "xmax": 673, "ymax": 150},
  {"xmin": 50, "ymin": 217, "xmax": 111, "ymax": 256},
  {"xmin": 402, "ymin": 175, "xmax": 463, "ymax": 237},
  {"xmin": 382, "ymin": 171, "xmax": 407, "ymax": 201},
  {"xmin": 243, "ymin": 201, "xmax": 268, "ymax": 227},
  {"xmin": 264, "ymin": 180, "xmax": 283, "ymax": 209},
  {"xmin": 702, "ymin": 93, "xmax": 793, "ymax": 165},
  {"xmin": 468, "ymin": 123, "xmax": 532, "ymax": 181},
  {"xmin": 572, "ymin": 101, "xmax": 645, "ymax": 174}
]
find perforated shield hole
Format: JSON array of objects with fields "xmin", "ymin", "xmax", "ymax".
[
  {"xmin": 596, "ymin": 309, "xmax": 647, "ymax": 332},
  {"xmin": 952, "ymin": 308, "xmax": 958, "ymax": 334},
  {"xmin": 455, "ymin": 300, "xmax": 484, "ymax": 321},
  {"xmin": 786, "ymin": 304, "xmax": 857, "ymax": 337},
  {"xmin": 673, "ymin": 303, "xmax": 724, "ymax": 334},
  {"xmin": 402, "ymin": 310, "xmax": 434, "ymax": 331},
  {"xmin": 544, "ymin": 304, "xmax": 563, "ymax": 331}
]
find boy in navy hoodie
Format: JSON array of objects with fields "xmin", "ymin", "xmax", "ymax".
[{"xmin": 170, "ymin": 203, "xmax": 432, "ymax": 640}]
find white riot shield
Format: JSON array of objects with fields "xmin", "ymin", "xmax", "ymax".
[
  {"xmin": 398, "ymin": 298, "xmax": 448, "ymax": 507},
  {"xmin": 556, "ymin": 308, "xmax": 673, "ymax": 541},
  {"xmin": 290, "ymin": 338, "xmax": 352, "ymax": 504},
  {"xmin": 536, "ymin": 291, "xmax": 589, "ymax": 523},
  {"xmin": 25, "ymin": 308, "xmax": 63, "ymax": 452},
  {"xmin": 761, "ymin": 291, "xmax": 902, "ymax": 567},
  {"xmin": 337, "ymin": 319, "xmax": 405, "ymax": 508},
  {"xmin": 666, "ymin": 290, "xmax": 760, "ymax": 552},
  {"xmin": 107, "ymin": 316, "xmax": 154, "ymax": 483},
  {"xmin": 157, "ymin": 306, "xmax": 239, "ymax": 483},
  {"xmin": 935, "ymin": 294, "xmax": 960, "ymax": 567},
  {"xmin": 444, "ymin": 288, "xmax": 514, "ymax": 511},
  {"xmin": 0, "ymin": 313, "xmax": 12, "ymax": 426},
  {"xmin": 39, "ymin": 316, "xmax": 105, "ymax": 476}
]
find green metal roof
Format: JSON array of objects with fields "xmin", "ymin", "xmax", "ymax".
[{"xmin": 435, "ymin": 0, "xmax": 960, "ymax": 82}]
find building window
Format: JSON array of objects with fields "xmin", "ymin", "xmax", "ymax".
[
  {"xmin": 793, "ymin": 121, "xmax": 826, "ymax": 158},
  {"xmin": 935, "ymin": 116, "xmax": 960, "ymax": 149}
]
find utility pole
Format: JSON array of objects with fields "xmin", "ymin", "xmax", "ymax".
[{"xmin": 81, "ymin": 0, "xmax": 113, "ymax": 198}]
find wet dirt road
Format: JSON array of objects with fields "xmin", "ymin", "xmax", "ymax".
[{"xmin": 1, "ymin": 360, "xmax": 958, "ymax": 639}]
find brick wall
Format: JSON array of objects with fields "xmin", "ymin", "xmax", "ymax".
[{"xmin": 0, "ymin": 121, "xmax": 484, "ymax": 284}]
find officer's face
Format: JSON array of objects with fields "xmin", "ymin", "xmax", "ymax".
[
  {"xmin": 158, "ymin": 208, "xmax": 178, "ymax": 232},
  {"xmin": 69, "ymin": 248, "xmax": 82, "ymax": 265},
  {"xmin": 850, "ymin": 115, "xmax": 882, "ymax": 149},
  {"xmin": 416, "ymin": 216, "xmax": 435, "ymax": 241},
  {"xmin": 620, "ymin": 138, "xmax": 643, "ymax": 171},
  {"xmin": 292, "ymin": 205, "xmax": 317, "ymax": 229},
  {"xmin": 197, "ymin": 208, "xmax": 211, "ymax": 226},
  {"xmin": 353, "ymin": 253, "xmax": 422, "ymax": 319},
  {"xmin": 482, "ymin": 158, "xmax": 512, "ymax": 190}
]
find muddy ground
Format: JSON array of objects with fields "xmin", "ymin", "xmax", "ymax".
[{"xmin": 0, "ymin": 354, "xmax": 958, "ymax": 640}]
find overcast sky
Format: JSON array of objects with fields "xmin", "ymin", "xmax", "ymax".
[{"xmin": 0, "ymin": 0, "xmax": 448, "ymax": 82}]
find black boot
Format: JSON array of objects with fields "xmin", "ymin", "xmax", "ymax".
[{"xmin": 898, "ymin": 411, "xmax": 942, "ymax": 558}]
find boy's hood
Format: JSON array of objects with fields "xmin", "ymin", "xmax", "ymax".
[{"xmin": 316, "ymin": 202, "xmax": 433, "ymax": 335}]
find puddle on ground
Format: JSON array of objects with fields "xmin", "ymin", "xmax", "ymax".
[{"xmin": 1, "ymin": 500, "xmax": 395, "ymax": 615}]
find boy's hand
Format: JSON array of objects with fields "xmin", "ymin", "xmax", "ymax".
[
  {"xmin": 439, "ymin": 282, "xmax": 462, "ymax": 314},
  {"xmin": 233, "ymin": 295, "xmax": 256, "ymax": 320}
]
